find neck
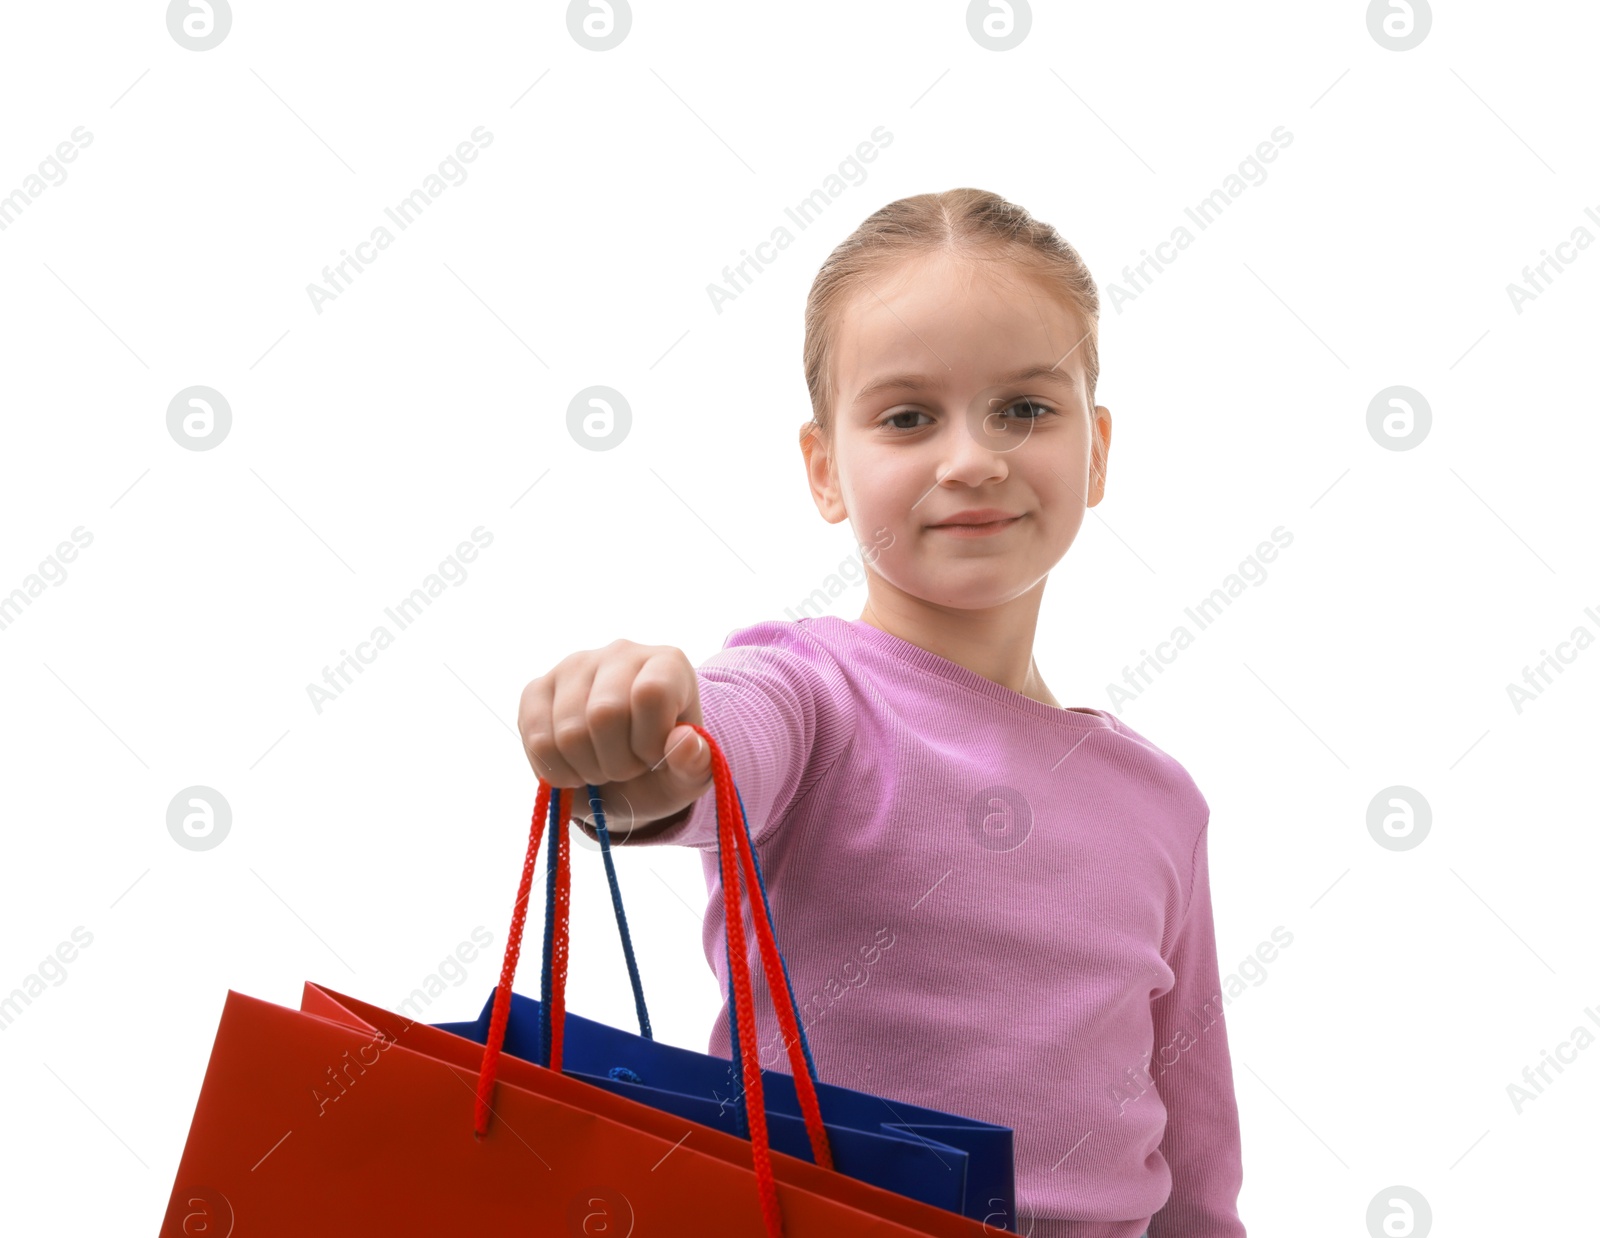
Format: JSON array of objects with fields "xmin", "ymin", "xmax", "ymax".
[{"xmin": 855, "ymin": 578, "xmax": 1058, "ymax": 707}]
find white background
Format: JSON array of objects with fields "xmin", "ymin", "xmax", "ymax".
[{"xmin": 1, "ymin": 1, "xmax": 1596, "ymax": 1234}]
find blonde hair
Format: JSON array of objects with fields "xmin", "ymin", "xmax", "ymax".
[{"xmin": 800, "ymin": 188, "xmax": 1100, "ymax": 449}]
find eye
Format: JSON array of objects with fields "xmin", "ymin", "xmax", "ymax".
[
  {"xmin": 878, "ymin": 399, "xmax": 1058, "ymax": 433},
  {"xmin": 997, "ymin": 398, "xmax": 1057, "ymax": 422},
  {"xmin": 879, "ymin": 408, "xmax": 932, "ymax": 432}
]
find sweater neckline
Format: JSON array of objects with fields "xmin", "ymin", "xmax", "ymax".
[{"xmin": 813, "ymin": 616, "xmax": 1116, "ymax": 729}]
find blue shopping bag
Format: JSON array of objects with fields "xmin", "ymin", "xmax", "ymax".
[{"xmin": 438, "ymin": 761, "xmax": 1017, "ymax": 1231}]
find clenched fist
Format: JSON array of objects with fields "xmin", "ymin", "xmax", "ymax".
[{"xmin": 517, "ymin": 639, "xmax": 713, "ymax": 834}]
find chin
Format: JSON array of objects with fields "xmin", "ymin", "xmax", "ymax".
[{"xmin": 905, "ymin": 581, "xmax": 1022, "ymax": 610}]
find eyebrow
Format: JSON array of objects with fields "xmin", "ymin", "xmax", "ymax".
[{"xmin": 853, "ymin": 362, "xmax": 1075, "ymax": 405}]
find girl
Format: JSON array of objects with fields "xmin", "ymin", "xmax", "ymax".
[{"xmin": 519, "ymin": 188, "xmax": 1245, "ymax": 1238}]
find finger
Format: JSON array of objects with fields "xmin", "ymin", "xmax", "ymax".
[
  {"xmin": 661, "ymin": 723, "xmax": 711, "ymax": 785},
  {"xmin": 549, "ymin": 657, "xmax": 604, "ymax": 787},
  {"xmin": 631, "ymin": 649, "xmax": 695, "ymax": 772},
  {"xmin": 519, "ymin": 675, "xmax": 575, "ymax": 786},
  {"xmin": 586, "ymin": 653, "xmax": 652, "ymax": 786}
]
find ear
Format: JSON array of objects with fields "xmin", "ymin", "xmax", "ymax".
[
  {"xmin": 1087, "ymin": 405, "xmax": 1112, "ymax": 507},
  {"xmin": 800, "ymin": 421, "xmax": 850, "ymax": 525}
]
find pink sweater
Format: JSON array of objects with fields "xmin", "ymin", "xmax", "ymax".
[{"xmin": 577, "ymin": 616, "xmax": 1246, "ymax": 1237}]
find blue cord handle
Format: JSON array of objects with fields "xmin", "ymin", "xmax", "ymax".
[
  {"xmin": 533, "ymin": 770, "xmax": 824, "ymax": 1153},
  {"xmin": 536, "ymin": 785, "xmax": 653, "ymax": 1068},
  {"xmin": 723, "ymin": 781, "xmax": 822, "ymax": 1138}
]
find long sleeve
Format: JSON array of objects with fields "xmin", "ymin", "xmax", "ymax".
[
  {"xmin": 571, "ymin": 613, "xmax": 1244, "ymax": 1235},
  {"xmin": 1146, "ymin": 821, "xmax": 1247, "ymax": 1238},
  {"xmin": 574, "ymin": 622, "xmax": 857, "ymax": 852}
]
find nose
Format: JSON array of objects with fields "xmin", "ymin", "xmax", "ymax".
[{"xmin": 934, "ymin": 408, "xmax": 1011, "ymax": 488}]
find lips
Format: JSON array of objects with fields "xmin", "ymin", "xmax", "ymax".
[
  {"xmin": 929, "ymin": 509, "xmax": 1021, "ymax": 528},
  {"xmin": 927, "ymin": 513, "xmax": 1025, "ymax": 539}
]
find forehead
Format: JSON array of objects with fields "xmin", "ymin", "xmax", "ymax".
[{"xmin": 832, "ymin": 252, "xmax": 1087, "ymax": 406}]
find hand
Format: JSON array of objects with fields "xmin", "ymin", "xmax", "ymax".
[{"xmin": 517, "ymin": 639, "xmax": 713, "ymax": 833}]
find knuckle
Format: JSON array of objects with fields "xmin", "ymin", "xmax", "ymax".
[
  {"xmin": 517, "ymin": 679, "xmax": 543, "ymax": 720},
  {"xmin": 551, "ymin": 719, "xmax": 589, "ymax": 749},
  {"xmin": 630, "ymin": 671, "xmax": 669, "ymax": 703},
  {"xmin": 584, "ymin": 697, "xmax": 630, "ymax": 729},
  {"xmin": 523, "ymin": 735, "xmax": 560, "ymax": 781}
]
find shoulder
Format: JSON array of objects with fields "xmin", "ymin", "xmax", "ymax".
[
  {"xmin": 703, "ymin": 617, "xmax": 852, "ymax": 679},
  {"xmin": 712, "ymin": 616, "xmax": 860, "ymax": 707},
  {"xmin": 695, "ymin": 618, "xmax": 859, "ymax": 722},
  {"xmin": 1101, "ymin": 712, "xmax": 1211, "ymax": 828}
]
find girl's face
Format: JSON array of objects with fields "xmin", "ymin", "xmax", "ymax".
[{"xmin": 803, "ymin": 252, "xmax": 1112, "ymax": 613}]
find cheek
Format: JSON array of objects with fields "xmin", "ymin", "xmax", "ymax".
[
  {"xmin": 1034, "ymin": 442, "xmax": 1089, "ymax": 490},
  {"xmin": 1038, "ymin": 493, "xmax": 1090, "ymax": 552},
  {"xmin": 842, "ymin": 455, "xmax": 914, "ymax": 514}
]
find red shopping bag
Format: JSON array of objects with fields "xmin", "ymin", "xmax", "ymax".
[{"xmin": 158, "ymin": 725, "xmax": 1006, "ymax": 1236}]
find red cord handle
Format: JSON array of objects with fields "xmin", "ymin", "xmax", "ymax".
[{"xmin": 473, "ymin": 725, "xmax": 834, "ymax": 1236}]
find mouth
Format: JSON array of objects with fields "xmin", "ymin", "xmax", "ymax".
[{"xmin": 928, "ymin": 514, "xmax": 1025, "ymax": 536}]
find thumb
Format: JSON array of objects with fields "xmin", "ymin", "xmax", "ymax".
[{"xmin": 664, "ymin": 724, "xmax": 710, "ymax": 781}]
